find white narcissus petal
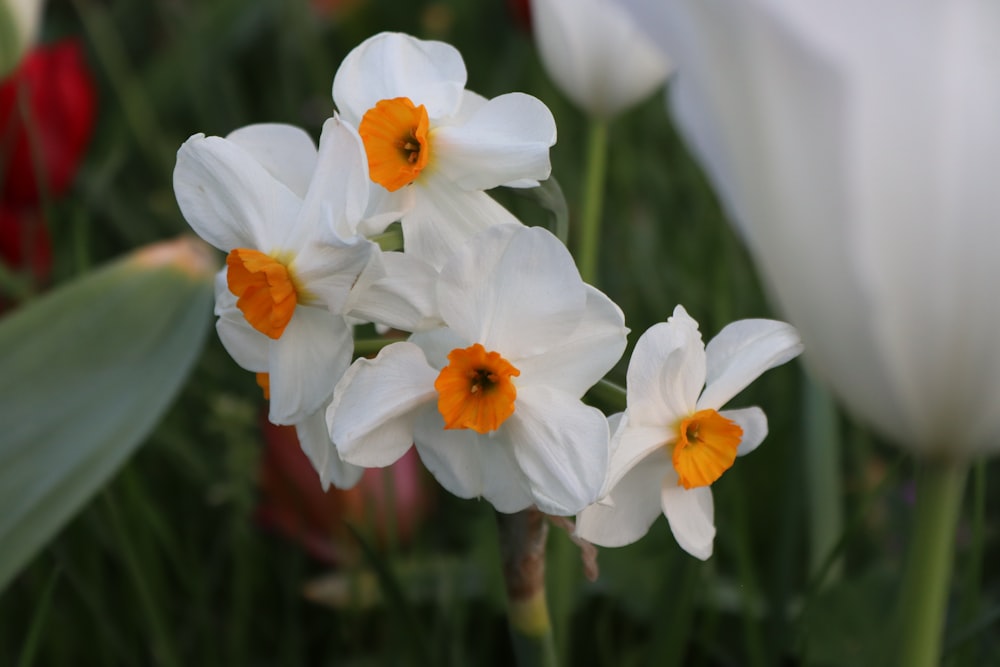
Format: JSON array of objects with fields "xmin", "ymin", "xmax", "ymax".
[
  {"xmin": 224, "ymin": 123, "xmax": 317, "ymax": 198},
  {"xmin": 505, "ymin": 385, "xmax": 610, "ymax": 516},
  {"xmin": 213, "ymin": 270, "xmax": 268, "ymax": 373},
  {"xmin": 662, "ymin": 482, "xmax": 715, "ymax": 561},
  {"xmin": 409, "ymin": 327, "xmax": 468, "ymax": 371},
  {"xmin": 293, "ymin": 117, "xmax": 371, "ymax": 245},
  {"xmin": 602, "ymin": 413, "xmax": 673, "ymax": 496},
  {"xmin": 507, "ymin": 284, "xmax": 627, "ymax": 397},
  {"xmin": 268, "ymin": 308, "xmax": 353, "ymax": 425},
  {"xmin": 294, "ymin": 405, "xmax": 364, "ymax": 491},
  {"xmin": 332, "ymin": 32, "xmax": 466, "ymax": 125},
  {"xmin": 575, "ymin": 448, "xmax": 673, "ymax": 547},
  {"xmin": 626, "ymin": 310, "xmax": 703, "ymax": 427},
  {"xmin": 698, "ymin": 318, "xmax": 803, "ymax": 410},
  {"xmin": 401, "ymin": 178, "xmax": 522, "ymax": 270},
  {"xmin": 530, "ymin": 0, "xmax": 671, "ymax": 118},
  {"xmin": 431, "ymin": 92, "xmax": 556, "ymax": 191},
  {"xmin": 294, "ymin": 237, "xmax": 379, "ymax": 314},
  {"xmin": 328, "ymin": 342, "xmax": 438, "ymax": 467},
  {"xmin": 173, "ymin": 133, "xmax": 301, "ymax": 252},
  {"xmin": 413, "ymin": 410, "xmax": 536, "ymax": 513},
  {"xmin": 722, "ymin": 406, "xmax": 768, "ymax": 457},
  {"xmin": 347, "ymin": 251, "xmax": 443, "ymax": 332},
  {"xmin": 359, "ymin": 185, "xmax": 414, "ymax": 237},
  {"xmin": 437, "ymin": 225, "xmax": 586, "ymax": 359}
]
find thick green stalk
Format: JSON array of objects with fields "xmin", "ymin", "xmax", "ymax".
[
  {"xmin": 576, "ymin": 119, "xmax": 609, "ymax": 285},
  {"xmin": 496, "ymin": 509, "xmax": 559, "ymax": 667},
  {"xmin": 895, "ymin": 458, "xmax": 969, "ymax": 667},
  {"xmin": 804, "ymin": 375, "xmax": 843, "ymax": 584}
]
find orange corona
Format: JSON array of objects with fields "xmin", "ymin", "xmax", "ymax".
[
  {"xmin": 435, "ymin": 343, "xmax": 520, "ymax": 434},
  {"xmin": 226, "ymin": 248, "xmax": 298, "ymax": 339},
  {"xmin": 672, "ymin": 409, "xmax": 743, "ymax": 489},
  {"xmin": 358, "ymin": 97, "xmax": 431, "ymax": 191}
]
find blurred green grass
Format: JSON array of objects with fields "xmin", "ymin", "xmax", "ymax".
[{"xmin": 3, "ymin": 0, "xmax": 1000, "ymax": 665}]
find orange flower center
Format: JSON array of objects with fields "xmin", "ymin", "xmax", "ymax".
[
  {"xmin": 226, "ymin": 248, "xmax": 298, "ymax": 340},
  {"xmin": 358, "ymin": 97, "xmax": 431, "ymax": 191},
  {"xmin": 434, "ymin": 343, "xmax": 520, "ymax": 434},
  {"xmin": 256, "ymin": 372, "xmax": 270, "ymax": 400},
  {"xmin": 672, "ymin": 409, "xmax": 743, "ymax": 489}
]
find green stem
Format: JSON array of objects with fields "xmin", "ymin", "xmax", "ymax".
[
  {"xmin": 496, "ymin": 509, "xmax": 559, "ymax": 667},
  {"xmin": 951, "ymin": 460, "xmax": 985, "ymax": 667},
  {"xmin": 895, "ymin": 458, "xmax": 969, "ymax": 667},
  {"xmin": 576, "ymin": 119, "xmax": 609, "ymax": 285},
  {"xmin": 803, "ymin": 374, "xmax": 843, "ymax": 585}
]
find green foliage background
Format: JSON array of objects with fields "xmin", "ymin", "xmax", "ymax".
[{"xmin": 2, "ymin": 0, "xmax": 998, "ymax": 665}]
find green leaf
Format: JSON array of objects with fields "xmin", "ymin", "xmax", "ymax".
[{"xmin": 0, "ymin": 237, "xmax": 216, "ymax": 592}]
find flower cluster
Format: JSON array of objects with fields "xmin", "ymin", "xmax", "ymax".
[{"xmin": 173, "ymin": 31, "xmax": 801, "ymax": 557}]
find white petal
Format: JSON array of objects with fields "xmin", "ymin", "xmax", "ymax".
[
  {"xmin": 294, "ymin": 405, "xmax": 364, "ymax": 490},
  {"xmin": 347, "ymin": 250, "xmax": 443, "ymax": 332},
  {"xmin": 328, "ymin": 342, "xmax": 438, "ymax": 467},
  {"xmin": 402, "ymin": 179, "xmax": 522, "ymax": 270},
  {"xmin": 626, "ymin": 308, "xmax": 704, "ymax": 427},
  {"xmin": 721, "ymin": 406, "xmax": 769, "ymax": 457},
  {"xmin": 359, "ymin": 184, "xmax": 414, "ymax": 237},
  {"xmin": 332, "ymin": 32, "xmax": 466, "ymax": 125},
  {"xmin": 267, "ymin": 308, "xmax": 353, "ymax": 425},
  {"xmin": 409, "ymin": 327, "xmax": 468, "ymax": 370},
  {"xmin": 698, "ymin": 318, "xmax": 802, "ymax": 410},
  {"xmin": 662, "ymin": 482, "xmax": 715, "ymax": 560},
  {"xmin": 516, "ymin": 284, "xmax": 627, "ymax": 397},
  {"xmin": 505, "ymin": 385, "xmax": 610, "ymax": 516},
  {"xmin": 575, "ymin": 448, "xmax": 673, "ymax": 547},
  {"xmin": 293, "ymin": 236, "xmax": 379, "ymax": 314},
  {"xmin": 437, "ymin": 224, "xmax": 586, "ymax": 359},
  {"xmin": 431, "ymin": 92, "xmax": 556, "ymax": 191},
  {"xmin": 413, "ymin": 409, "xmax": 535, "ymax": 513},
  {"xmin": 224, "ymin": 123, "xmax": 317, "ymax": 198},
  {"xmin": 213, "ymin": 270, "xmax": 268, "ymax": 372},
  {"xmin": 530, "ymin": 0, "xmax": 671, "ymax": 118},
  {"xmin": 293, "ymin": 116, "xmax": 371, "ymax": 245},
  {"xmin": 602, "ymin": 411, "xmax": 673, "ymax": 495},
  {"xmin": 173, "ymin": 133, "xmax": 301, "ymax": 252}
]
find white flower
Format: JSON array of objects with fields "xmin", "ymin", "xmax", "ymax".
[
  {"xmin": 332, "ymin": 31, "xmax": 557, "ymax": 269},
  {"xmin": 174, "ymin": 117, "xmax": 379, "ymax": 427},
  {"xmin": 575, "ymin": 306, "xmax": 801, "ymax": 559},
  {"xmin": 327, "ymin": 224, "xmax": 628, "ymax": 515},
  {"xmin": 530, "ymin": 0, "xmax": 671, "ymax": 118},
  {"xmin": 619, "ymin": 0, "xmax": 1000, "ymax": 460}
]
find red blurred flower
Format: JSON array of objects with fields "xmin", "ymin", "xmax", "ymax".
[
  {"xmin": 0, "ymin": 39, "xmax": 97, "ymax": 206},
  {"xmin": 256, "ymin": 416, "xmax": 434, "ymax": 566}
]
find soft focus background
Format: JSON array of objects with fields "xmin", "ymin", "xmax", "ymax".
[{"xmin": 2, "ymin": 1, "xmax": 997, "ymax": 665}]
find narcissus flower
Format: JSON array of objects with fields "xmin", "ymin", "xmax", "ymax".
[
  {"xmin": 327, "ymin": 224, "xmax": 627, "ymax": 516},
  {"xmin": 576, "ymin": 306, "xmax": 801, "ymax": 559},
  {"xmin": 174, "ymin": 118, "xmax": 379, "ymax": 426},
  {"xmin": 333, "ymin": 31, "xmax": 557, "ymax": 268},
  {"xmin": 530, "ymin": 0, "xmax": 671, "ymax": 118},
  {"xmin": 620, "ymin": 0, "xmax": 1000, "ymax": 460}
]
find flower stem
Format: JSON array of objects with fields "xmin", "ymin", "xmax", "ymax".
[
  {"xmin": 576, "ymin": 119, "xmax": 609, "ymax": 285},
  {"xmin": 895, "ymin": 458, "xmax": 969, "ymax": 667},
  {"xmin": 496, "ymin": 509, "xmax": 559, "ymax": 667}
]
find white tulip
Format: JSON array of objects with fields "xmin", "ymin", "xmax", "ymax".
[
  {"xmin": 530, "ymin": 0, "xmax": 671, "ymax": 118},
  {"xmin": 620, "ymin": 0, "xmax": 1000, "ymax": 459}
]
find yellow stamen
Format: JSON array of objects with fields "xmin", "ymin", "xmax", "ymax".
[
  {"xmin": 435, "ymin": 343, "xmax": 520, "ymax": 434},
  {"xmin": 672, "ymin": 409, "xmax": 743, "ymax": 489},
  {"xmin": 358, "ymin": 97, "xmax": 430, "ymax": 191},
  {"xmin": 226, "ymin": 248, "xmax": 298, "ymax": 339},
  {"xmin": 256, "ymin": 372, "xmax": 270, "ymax": 400}
]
